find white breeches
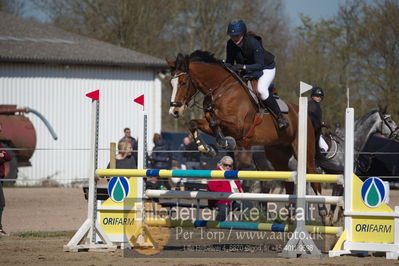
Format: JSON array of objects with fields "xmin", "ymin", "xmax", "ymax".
[
  {"xmin": 319, "ymin": 136, "xmax": 329, "ymax": 152},
  {"xmin": 258, "ymin": 68, "xmax": 276, "ymax": 100}
]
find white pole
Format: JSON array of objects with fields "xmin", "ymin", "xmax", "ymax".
[
  {"xmin": 87, "ymin": 99, "xmax": 99, "ymax": 243},
  {"xmin": 344, "ymin": 108, "xmax": 354, "ymax": 241},
  {"xmin": 137, "ymin": 112, "xmax": 146, "ymax": 198},
  {"xmin": 296, "ymin": 96, "xmax": 308, "ymax": 217},
  {"xmin": 280, "ymin": 81, "xmax": 321, "ymax": 258},
  {"xmin": 64, "ymin": 95, "xmax": 115, "ymax": 251}
]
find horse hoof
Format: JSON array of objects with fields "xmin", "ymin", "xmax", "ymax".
[
  {"xmin": 224, "ymin": 136, "xmax": 236, "ymax": 150},
  {"xmin": 322, "ymin": 216, "xmax": 331, "ymax": 226},
  {"xmin": 203, "ymin": 144, "xmax": 218, "ymax": 158},
  {"xmin": 318, "ymin": 207, "xmax": 328, "ymax": 217}
]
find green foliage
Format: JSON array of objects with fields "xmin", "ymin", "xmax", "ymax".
[
  {"xmin": 32, "ymin": 0, "xmax": 290, "ymax": 132},
  {"xmin": 21, "ymin": 0, "xmax": 399, "ymax": 127},
  {"xmin": 281, "ymin": 0, "xmax": 399, "ymax": 123}
]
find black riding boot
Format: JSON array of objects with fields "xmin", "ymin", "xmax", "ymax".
[{"xmin": 263, "ymin": 96, "xmax": 289, "ymax": 129}]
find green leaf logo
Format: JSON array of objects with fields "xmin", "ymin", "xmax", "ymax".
[
  {"xmin": 108, "ymin": 176, "xmax": 130, "ymax": 203},
  {"xmin": 361, "ymin": 177, "xmax": 386, "ymax": 208}
]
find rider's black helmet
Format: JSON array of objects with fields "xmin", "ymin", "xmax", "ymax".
[
  {"xmin": 227, "ymin": 20, "xmax": 247, "ymax": 36},
  {"xmin": 311, "ymin": 86, "xmax": 324, "ymax": 98}
]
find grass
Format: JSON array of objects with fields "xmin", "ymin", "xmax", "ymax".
[{"xmin": 17, "ymin": 231, "xmax": 74, "ymax": 238}]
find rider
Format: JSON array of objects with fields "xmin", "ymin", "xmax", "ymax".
[
  {"xmin": 308, "ymin": 86, "xmax": 329, "ymax": 155},
  {"xmin": 225, "ymin": 19, "xmax": 288, "ymax": 130}
]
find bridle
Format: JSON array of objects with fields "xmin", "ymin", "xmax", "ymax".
[
  {"xmin": 169, "ymin": 69, "xmax": 236, "ymax": 111},
  {"xmin": 169, "ymin": 72, "xmax": 191, "ymax": 108},
  {"xmin": 379, "ymin": 111, "xmax": 399, "ymax": 139}
]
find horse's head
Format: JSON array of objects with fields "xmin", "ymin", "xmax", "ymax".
[
  {"xmin": 377, "ymin": 106, "xmax": 399, "ymax": 140},
  {"xmin": 167, "ymin": 50, "xmax": 228, "ymax": 118},
  {"xmin": 167, "ymin": 53, "xmax": 197, "ymax": 118}
]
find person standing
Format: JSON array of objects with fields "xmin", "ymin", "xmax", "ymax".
[
  {"xmin": 119, "ymin": 128, "xmax": 138, "ymax": 165},
  {"xmin": 207, "ymin": 156, "xmax": 251, "ymax": 221},
  {"xmin": 181, "ymin": 136, "xmax": 201, "ymax": 170},
  {"xmin": 107, "ymin": 140, "xmax": 136, "ymax": 169},
  {"xmin": 150, "ymin": 133, "xmax": 172, "ymax": 170},
  {"xmin": 0, "ymin": 123, "xmax": 12, "ymax": 236},
  {"xmin": 150, "ymin": 133, "xmax": 172, "ymax": 189}
]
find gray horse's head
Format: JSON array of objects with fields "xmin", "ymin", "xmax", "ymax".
[
  {"xmin": 375, "ymin": 107, "xmax": 399, "ymax": 140},
  {"xmin": 352, "ymin": 107, "xmax": 398, "ymax": 154}
]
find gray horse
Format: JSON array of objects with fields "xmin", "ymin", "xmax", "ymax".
[
  {"xmin": 318, "ymin": 107, "xmax": 399, "ymax": 224},
  {"xmin": 243, "ymin": 107, "xmax": 399, "ymax": 224}
]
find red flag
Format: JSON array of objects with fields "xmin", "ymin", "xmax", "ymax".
[
  {"xmin": 86, "ymin": 90, "xmax": 99, "ymax": 101},
  {"xmin": 134, "ymin": 94, "xmax": 144, "ymax": 106}
]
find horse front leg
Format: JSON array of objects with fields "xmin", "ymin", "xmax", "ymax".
[
  {"xmin": 189, "ymin": 118, "xmax": 218, "ymax": 157},
  {"xmin": 206, "ymin": 112, "xmax": 236, "ymax": 150}
]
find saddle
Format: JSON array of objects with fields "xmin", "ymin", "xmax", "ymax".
[
  {"xmin": 320, "ymin": 134, "xmax": 339, "ymax": 160},
  {"xmin": 247, "ymin": 80, "xmax": 289, "ymax": 114}
]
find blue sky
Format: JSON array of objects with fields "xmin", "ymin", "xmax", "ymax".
[{"xmin": 284, "ymin": 0, "xmax": 346, "ymax": 27}]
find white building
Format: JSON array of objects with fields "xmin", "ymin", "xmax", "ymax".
[{"xmin": 0, "ymin": 12, "xmax": 166, "ymax": 185}]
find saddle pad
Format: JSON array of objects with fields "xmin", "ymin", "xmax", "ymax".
[
  {"xmin": 247, "ymin": 82, "xmax": 289, "ymax": 113},
  {"xmin": 322, "ymin": 135, "xmax": 338, "ymax": 159}
]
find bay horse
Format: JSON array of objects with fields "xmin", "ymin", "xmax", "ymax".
[{"xmin": 167, "ymin": 50, "xmax": 329, "ymax": 224}]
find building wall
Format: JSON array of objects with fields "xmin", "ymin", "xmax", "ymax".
[{"xmin": 0, "ymin": 63, "xmax": 162, "ymax": 185}]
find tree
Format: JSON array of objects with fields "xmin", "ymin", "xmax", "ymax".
[
  {"xmin": 10, "ymin": 0, "xmax": 399, "ymax": 127},
  {"xmin": 281, "ymin": 0, "xmax": 399, "ymax": 124},
  {"xmin": 0, "ymin": 0, "xmax": 28, "ymax": 16},
  {"xmin": 32, "ymin": 0, "xmax": 291, "ymax": 132},
  {"xmin": 354, "ymin": 0, "xmax": 399, "ymax": 116}
]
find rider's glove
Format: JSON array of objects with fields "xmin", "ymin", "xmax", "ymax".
[
  {"xmin": 224, "ymin": 63, "xmax": 233, "ymax": 69},
  {"xmin": 232, "ymin": 64, "xmax": 244, "ymax": 72},
  {"xmin": 322, "ymin": 122, "xmax": 331, "ymax": 128}
]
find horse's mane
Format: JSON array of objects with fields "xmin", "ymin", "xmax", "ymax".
[
  {"xmin": 174, "ymin": 50, "xmax": 223, "ymax": 72},
  {"xmin": 189, "ymin": 50, "xmax": 223, "ymax": 65},
  {"xmin": 355, "ymin": 109, "xmax": 380, "ymax": 126}
]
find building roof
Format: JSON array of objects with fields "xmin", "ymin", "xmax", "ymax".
[{"xmin": 0, "ymin": 12, "xmax": 166, "ymax": 69}]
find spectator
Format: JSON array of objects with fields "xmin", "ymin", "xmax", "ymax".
[
  {"xmin": 145, "ymin": 176, "xmax": 162, "ymax": 202},
  {"xmin": 150, "ymin": 133, "xmax": 172, "ymax": 169},
  {"xmin": 146, "ymin": 176, "xmax": 162, "ymax": 190},
  {"xmin": 180, "ymin": 135, "xmax": 201, "ymax": 170},
  {"xmin": 0, "ymin": 123, "xmax": 12, "ymax": 236},
  {"xmin": 107, "ymin": 140, "xmax": 136, "ymax": 169},
  {"xmin": 334, "ymin": 122, "xmax": 344, "ymax": 138},
  {"xmin": 119, "ymin": 127, "xmax": 138, "ymax": 165},
  {"xmin": 207, "ymin": 156, "xmax": 252, "ymax": 221},
  {"xmin": 150, "ymin": 133, "xmax": 172, "ymax": 189}
]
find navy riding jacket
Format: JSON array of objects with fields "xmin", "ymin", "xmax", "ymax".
[
  {"xmin": 308, "ymin": 99, "xmax": 322, "ymax": 135},
  {"xmin": 226, "ymin": 34, "xmax": 275, "ymax": 79}
]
